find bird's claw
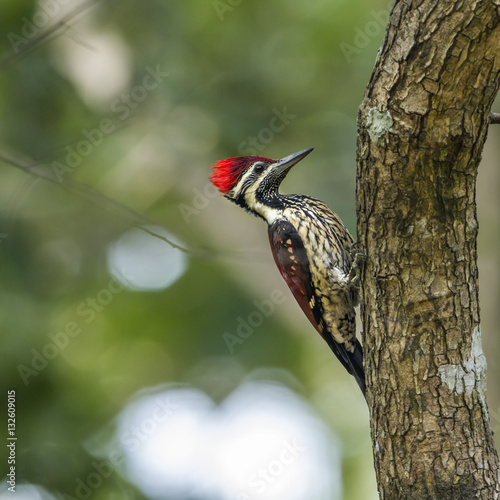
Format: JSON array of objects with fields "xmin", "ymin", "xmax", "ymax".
[{"xmin": 348, "ymin": 244, "xmax": 366, "ymax": 287}]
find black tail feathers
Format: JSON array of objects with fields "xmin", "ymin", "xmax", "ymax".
[
  {"xmin": 347, "ymin": 340, "xmax": 366, "ymax": 397},
  {"xmin": 326, "ymin": 337, "xmax": 366, "ymax": 397}
]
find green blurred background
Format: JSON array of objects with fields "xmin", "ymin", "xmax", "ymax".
[{"xmin": 0, "ymin": 1, "xmax": 499, "ymax": 499}]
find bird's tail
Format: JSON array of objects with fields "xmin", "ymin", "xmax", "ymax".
[
  {"xmin": 346, "ymin": 339, "xmax": 366, "ymax": 397},
  {"xmin": 326, "ymin": 337, "xmax": 366, "ymax": 397}
]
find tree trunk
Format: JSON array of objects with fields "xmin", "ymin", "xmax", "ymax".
[{"xmin": 356, "ymin": 1, "xmax": 500, "ymax": 498}]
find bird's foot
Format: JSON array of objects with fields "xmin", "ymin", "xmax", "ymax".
[{"xmin": 348, "ymin": 243, "xmax": 366, "ymax": 287}]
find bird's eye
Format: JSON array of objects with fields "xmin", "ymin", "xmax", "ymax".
[{"xmin": 254, "ymin": 164, "xmax": 264, "ymax": 173}]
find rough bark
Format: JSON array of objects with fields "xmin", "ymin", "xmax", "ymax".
[{"xmin": 356, "ymin": 1, "xmax": 500, "ymax": 498}]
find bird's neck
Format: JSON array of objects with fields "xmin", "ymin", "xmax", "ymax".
[{"xmin": 236, "ymin": 190, "xmax": 288, "ymax": 224}]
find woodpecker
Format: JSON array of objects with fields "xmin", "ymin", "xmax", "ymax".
[{"xmin": 210, "ymin": 147, "xmax": 365, "ymax": 395}]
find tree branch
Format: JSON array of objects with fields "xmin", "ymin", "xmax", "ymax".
[
  {"xmin": 0, "ymin": 147, "xmax": 210, "ymax": 259},
  {"xmin": 0, "ymin": 0, "xmax": 108, "ymax": 69}
]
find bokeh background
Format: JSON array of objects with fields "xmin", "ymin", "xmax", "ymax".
[{"xmin": 0, "ymin": 1, "xmax": 499, "ymax": 499}]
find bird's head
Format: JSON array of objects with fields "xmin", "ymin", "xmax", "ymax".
[{"xmin": 210, "ymin": 147, "xmax": 314, "ymax": 215}]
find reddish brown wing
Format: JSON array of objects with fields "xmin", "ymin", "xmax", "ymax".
[
  {"xmin": 269, "ymin": 220, "xmax": 365, "ymax": 393},
  {"xmin": 268, "ymin": 220, "xmax": 323, "ymax": 334}
]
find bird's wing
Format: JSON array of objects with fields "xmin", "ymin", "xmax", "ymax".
[
  {"xmin": 268, "ymin": 219, "xmax": 365, "ymax": 394},
  {"xmin": 268, "ymin": 219, "xmax": 324, "ymax": 334}
]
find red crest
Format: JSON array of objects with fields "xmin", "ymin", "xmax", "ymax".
[{"xmin": 210, "ymin": 156, "xmax": 272, "ymax": 193}]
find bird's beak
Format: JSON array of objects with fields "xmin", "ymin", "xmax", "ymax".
[{"xmin": 272, "ymin": 147, "xmax": 314, "ymax": 175}]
